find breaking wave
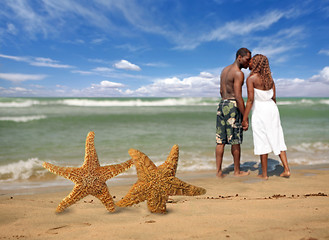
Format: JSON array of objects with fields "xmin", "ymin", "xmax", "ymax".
[{"xmin": 0, "ymin": 115, "xmax": 47, "ymax": 122}]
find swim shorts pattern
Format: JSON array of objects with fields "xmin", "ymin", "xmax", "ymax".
[{"xmin": 216, "ymin": 99, "xmax": 243, "ymax": 145}]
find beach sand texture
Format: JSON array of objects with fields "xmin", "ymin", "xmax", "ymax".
[{"xmin": 1, "ymin": 166, "xmax": 329, "ymax": 240}]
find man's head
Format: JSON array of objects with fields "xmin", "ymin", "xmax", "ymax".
[{"xmin": 235, "ymin": 48, "xmax": 251, "ymax": 69}]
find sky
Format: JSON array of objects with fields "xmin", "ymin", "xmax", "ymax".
[{"xmin": 0, "ymin": 0, "xmax": 329, "ymax": 98}]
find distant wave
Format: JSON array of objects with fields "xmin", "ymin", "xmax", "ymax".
[
  {"xmin": 319, "ymin": 99, "xmax": 329, "ymax": 105},
  {"xmin": 0, "ymin": 100, "xmax": 39, "ymax": 108},
  {"xmin": 290, "ymin": 142, "xmax": 329, "ymax": 152},
  {"xmin": 0, "ymin": 98, "xmax": 217, "ymax": 107},
  {"xmin": 277, "ymin": 98, "xmax": 329, "ymax": 106},
  {"xmin": 0, "ymin": 115, "xmax": 47, "ymax": 122},
  {"xmin": 1, "ymin": 97, "xmax": 328, "ymax": 108},
  {"xmin": 60, "ymin": 98, "xmax": 216, "ymax": 107}
]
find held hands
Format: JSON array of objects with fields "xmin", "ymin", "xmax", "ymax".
[{"xmin": 242, "ymin": 119, "xmax": 249, "ymax": 131}]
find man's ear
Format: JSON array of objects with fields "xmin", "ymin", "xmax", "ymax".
[{"xmin": 237, "ymin": 55, "xmax": 242, "ymax": 63}]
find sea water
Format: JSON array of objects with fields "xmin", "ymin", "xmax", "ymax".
[{"xmin": 0, "ymin": 97, "xmax": 328, "ymax": 191}]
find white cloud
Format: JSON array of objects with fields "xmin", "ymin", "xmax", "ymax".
[
  {"xmin": 251, "ymin": 26, "xmax": 304, "ymax": 62},
  {"xmin": 0, "ymin": 53, "xmax": 28, "ymax": 62},
  {"xmin": 274, "ymin": 67, "xmax": 329, "ymax": 97},
  {"xmin": 171, "ymin": 10, "xmax": 291, "ymax": 50},
  {"xmin": 0, "ymin": 73, "xmax": 46, "ymax": 83},
  {"xmin": 131, "ymin": 72, "xmax": 219, "ymax": 97},
  {"xmin": 71, "ymin": 70, "xmax": 94, "ymax": 75},
  {"xmin": 92, "ymin": 67, "xmax": 113, "ymax": 72},
  {"xmin": 309, "ymin": 67, "xmax": 329, "ymax": 84},
  {"xmin": 205, "ymin": 11, "xmax": 284, "ymax": 42},
  {"xmin": 10, "ymin": 87, "xmax": 30, "ymax": 92},
  {"xmin": 0, "ymin": 86, "xmax": 34, "ymax": 96},
  {"xmin": 6, "ymin": 23, "xmax": 17, "ymax": 35},
  {"xmin": 143, "ymin": 62, "xmax": 169, "ymax": 68},
  {"xmin": 114, "ymin": 60, "xmax": 141, "ymax": 71},
  {"xmin": 91, "ymin": 80, "xmax": 125, "ymax": 89},
  {"xmin": 319, "ymin": 49, "xmax": 329, "ymax": 56},
  {"xmin": 30, "ymin": 57, "xmax": 73, "ymax": 68},
  {"xmin": 0, "ymin": 54, "xmax": 73, "ymax": 69}
]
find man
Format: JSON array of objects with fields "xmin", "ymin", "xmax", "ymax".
[{"xmin": 216, "ymin": 48, "xmax": 251, "ymax": 178}]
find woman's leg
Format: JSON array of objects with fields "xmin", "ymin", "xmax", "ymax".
[
  {"xmin": 279, "ymin": 151, "xmax": 291, "ymax": 177},
  {"xmin": 258, "ymin": 154, "xmax": 268, "ymax": 179}
]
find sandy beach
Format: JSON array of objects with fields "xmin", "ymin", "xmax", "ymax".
[{"xmin": 1, "ymin": 164, "xmax": 329, "ymax": 240}]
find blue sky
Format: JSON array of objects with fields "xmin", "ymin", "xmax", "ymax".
[{"xmin": 0, "ymin": 0, "xmax": 329, "ymax": 98}]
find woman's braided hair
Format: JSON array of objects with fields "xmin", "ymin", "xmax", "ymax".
[{"xmin": 250, "ymin": 54, "xmax": 273, "ymax": 89}]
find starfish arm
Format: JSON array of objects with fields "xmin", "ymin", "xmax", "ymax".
[
  {"xmin": 158, "ymin": 145, "xmax": 179, "ymax": 177},
  {"xmin": 116, "ymin": 181, "xmax": 148, "ymax": 207},
  {"xmin": 128, "ymin": 149, "xmax": 157, "ymax": 181},
  {"xmin": 146, "ymin": 191, "xmax": 169, "ymax": 213},
  {"xmin": 56, "ymin": 184, "xmax": 89, "ymax": 213},
  {"xmin": 99, "ymin": 159, "xmax": 133, "ymax": 180},
  {"xmin": 93, "ymin": 184, "xmax": 115, "ymax": 212},
  {"xmin": 43, "ymin": 162, "xmax": 80, "ymax": 181},
  {"xmin": 82, "ymin": 131, "xmax": 100, "ymax": 169},
  {"xmin": 167, "ymin": 177, "xmax": 207, "ymax": 196}
]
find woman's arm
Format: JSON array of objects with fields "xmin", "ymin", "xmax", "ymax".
[
  {"xmin": 272, "ymin": 82, "xmax": 276, "ymax": 103},
  {"xmin": 242, "ymin": 75, "xmax": 255, "ymax": 130}
]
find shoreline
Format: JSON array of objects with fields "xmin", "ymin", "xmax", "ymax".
[
  {"xmin": 1, "ymin": 163, "xmax": 329, "ymax": 239},
  {"xmin": 1, "ymin": 163, "xmax": 329, "ymax": 196}
]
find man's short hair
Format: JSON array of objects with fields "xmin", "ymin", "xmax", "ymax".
[{"xmin": 236, "ymin": 48, "xmax": 251, "ymax": 59}]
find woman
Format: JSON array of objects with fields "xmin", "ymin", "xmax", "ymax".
[{"xmin": 242, "ymin": 54, "xmax": 290, "ymax": 179}]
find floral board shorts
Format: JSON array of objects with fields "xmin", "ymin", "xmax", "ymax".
[{"xmin": 216, "ymin": 99, "xmax": 243, "ymax": 145}]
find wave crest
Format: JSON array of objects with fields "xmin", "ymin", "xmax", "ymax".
[
  {"xmin": 0, "ymin": 158, "xmax": 47, "ymax": 182},
  {"xmin": 0, "ymin": 115, "xmax": 47, "ymax": 122}
]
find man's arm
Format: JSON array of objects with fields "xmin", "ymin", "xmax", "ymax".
[{"xmin": 233, "ymin": 71, "xmax": 245, "ymax": 115}]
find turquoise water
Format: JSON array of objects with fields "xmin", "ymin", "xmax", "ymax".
[{"xmin": 0, "ymin": 97, "xmax": 328, "ymax": 189}]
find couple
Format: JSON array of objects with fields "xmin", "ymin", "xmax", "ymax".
[{"xmin": 215, "ymin": 48, "xmax": 291, "ymax": 179}]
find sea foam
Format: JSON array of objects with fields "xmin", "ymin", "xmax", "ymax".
[
  {"xmin": 60, "ymin": 98, "xmax": 215, "ymax": 107},
  {"xmin": 0, "ymin": 158, "xmax": 46, "ymax": 182},
  {"xmin": 0, "ymin": 115, "xmax": 47, "ymax": 122},
  {"xmin": 0, "ymin": 100, "xmax": 39, "ymax": 108},
  {"xmin": 290, "ymin": 142, "xmax": 329, "ymax": 153}
]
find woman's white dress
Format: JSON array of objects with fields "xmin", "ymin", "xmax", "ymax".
[{"xmin": 251, "ymin": 88, "xmax": 287, "ymax": 155}]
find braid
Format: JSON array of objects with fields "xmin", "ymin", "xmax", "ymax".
[{"xmin": 250, "ymin": 54, "xmax": 273, "ymax": 89}]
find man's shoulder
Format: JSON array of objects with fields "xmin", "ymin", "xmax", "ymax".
[
  {"xmin": 221, "ymin": 65, "xmax": 230, "ymax": 73},
  {"xmin": 234, "ymin": 68, "xmax": 244, "ymax": 78}
]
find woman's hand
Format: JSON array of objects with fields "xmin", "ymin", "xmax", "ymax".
[{"xmin": 242, "ymin": 119, "xmax": 249, "ymax": 131}]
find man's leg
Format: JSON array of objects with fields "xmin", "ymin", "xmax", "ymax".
[
  {"xmin": 216, "ymin": 144, "xmax": 225, "ymax": 177},
  {"xmin": 231, "ymin": 144, "xmax": 249, "ymax": 176}
]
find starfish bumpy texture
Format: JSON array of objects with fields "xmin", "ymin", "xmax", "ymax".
[
  {"xmin": 116, "ymin": 145, "xmax": 206, "ymax": 213},
  {"xmin": 43, "ymin": 131, "xmax": 133, "ymax": 213}
]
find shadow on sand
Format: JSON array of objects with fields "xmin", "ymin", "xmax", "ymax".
[{"xmin": 222, "ymin": 158, "xmax": 284, "ymax": 177}]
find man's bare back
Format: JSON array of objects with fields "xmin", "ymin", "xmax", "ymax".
[{"xmin": 220, "ymin": 64, "xmax": 243, "ymax": 100}]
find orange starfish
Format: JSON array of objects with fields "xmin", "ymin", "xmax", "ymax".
[
  {"xmin": 43, "ymin": 131, "xmax": 133, "ymax": 213},
  {"xmin": 116, "ymin": 145, "xmax": 206, "ymax": 213}
]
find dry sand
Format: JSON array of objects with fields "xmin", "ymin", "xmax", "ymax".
[{"xmin": 1, "ymin": 165, "xmax": 329, "ymax": 240}]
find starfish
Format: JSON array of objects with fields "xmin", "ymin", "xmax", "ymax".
[
  {"xmin": 116, "ymin": 145, "xmax": 206, "ymax": 213},
  {"xmin": 43, "ymin": 131, "xmax": 133, "ymax": 213}
]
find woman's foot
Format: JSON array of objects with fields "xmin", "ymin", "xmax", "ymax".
[{"xmin": 280, "ymin": 170, "xmax": 291, "ymax": 178}]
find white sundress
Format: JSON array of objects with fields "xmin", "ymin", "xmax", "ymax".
[{"xmin": 251, "ymin": 88, "xmax": 287, "ymax": 155}]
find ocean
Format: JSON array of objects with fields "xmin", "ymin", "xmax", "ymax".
[{"xmin": 0, "ymin": 97, "xmax": 328, "ymax": 192}]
